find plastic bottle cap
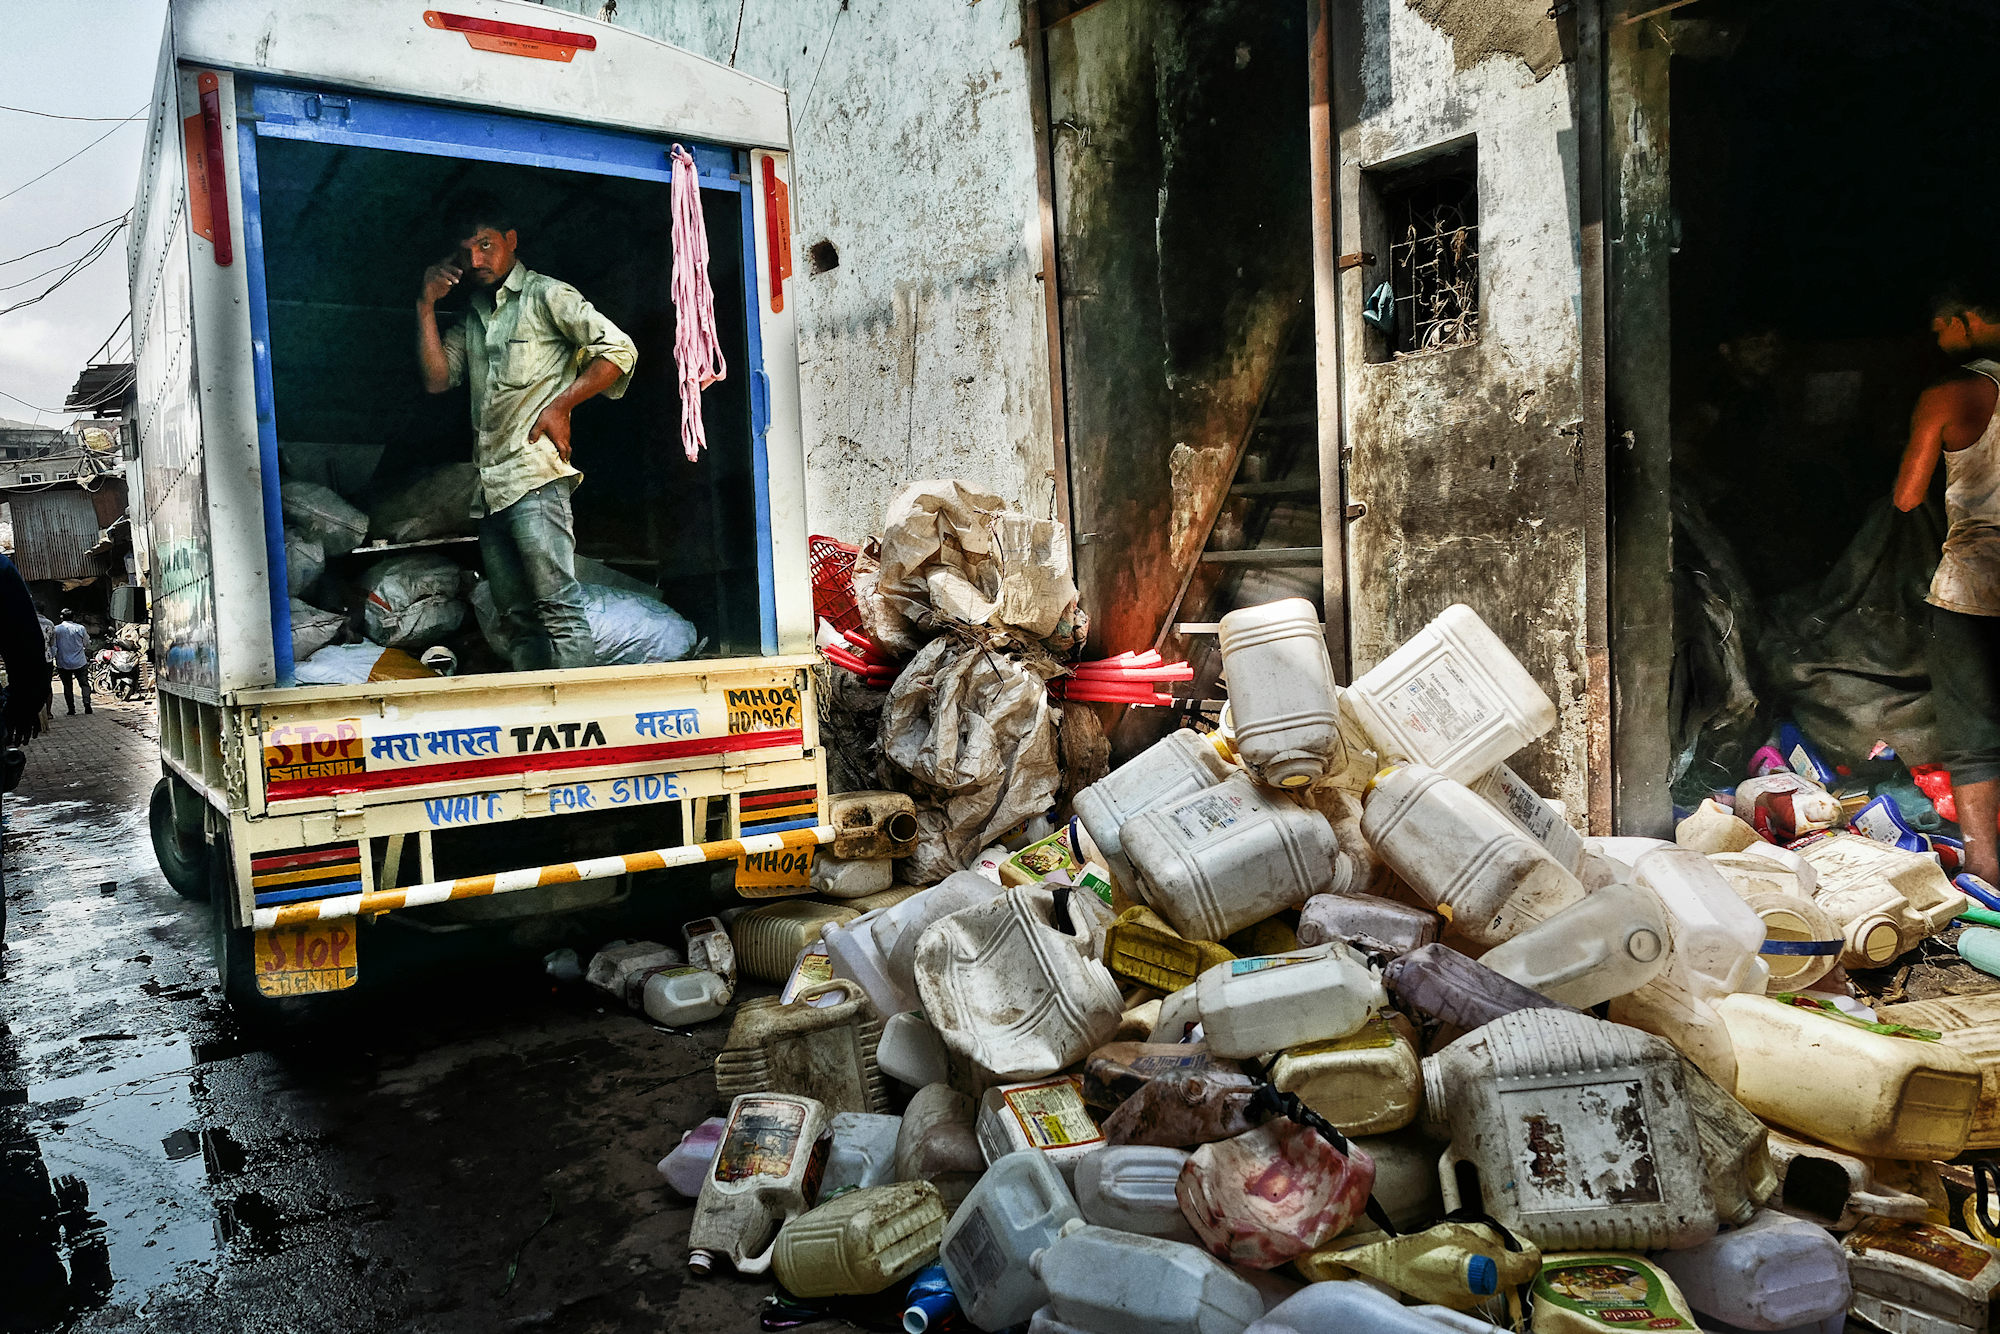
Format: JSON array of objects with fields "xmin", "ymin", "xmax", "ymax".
[
  {"xmin": 1626, "ymin": 928, "xmax": 1663, "ymax": 964},
  {"xmin": 1857, "ymin": 917, "xmax": 1903, "ymax": 965},
  {"xmin": 686, "ymin": 1249, "xmax": 717, "ymax": 1276},
  {"xmin": 1466, "ymin": 1253, "xmax": 1499, "ymax": 1296}
]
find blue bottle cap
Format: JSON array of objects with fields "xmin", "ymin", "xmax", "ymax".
[{"xmin": 1467, "ymin": 1254, "xmax": 1498, "ymax": 1296}]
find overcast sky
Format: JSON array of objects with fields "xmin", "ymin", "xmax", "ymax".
[{"xmin": 0, "ymin": 0, "xmax": 169, "ymax": 424}]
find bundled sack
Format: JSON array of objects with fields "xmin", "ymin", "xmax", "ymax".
[
  {"xmin": 360, "ymin": 553, "xmax": 467, "ymax": 648},
  {"xmin": 367, "ymin": 463, "xmax": 481, "ymax": 544},
  {"xmin": 284, "ymin": 528, "xmax": 325, "ymax": 598},
  {"xmin": 280, "ymin": 481, "xmax": 367, "ymax": 557},
  {"xmin": 862, "ymin": 480, "xmax": 1079, "ymax": 654},
  {"xmin": 295, "ymin": 642, "xmax": 437, "ymax": 685},
  {"xmin": 470, "ymin": 579, "xmax": 699, "ymax": 666},
  {"xmin": 882, "ymin": 636, "xmax": 1061, "ymax": 884},
  {"xmin": 290, "ymin": 597, "xmax": 344, "ymax": 661}
]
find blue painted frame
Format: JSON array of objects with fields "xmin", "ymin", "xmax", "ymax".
[{"xmin": 234, "ymin": 82, "xmax": 777, "ymax": 673}]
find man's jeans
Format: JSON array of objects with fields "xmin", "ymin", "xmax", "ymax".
[{"xmin": 479, "ymin": 480, "xmax": 593, "ymax": 671}]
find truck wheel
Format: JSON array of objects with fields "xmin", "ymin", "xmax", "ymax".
[
  {"xmin": 206, "ymin": 836, "xmax": 350, "ymax": 1030},
  {"xmin": 149, "ymin": 777, "xmax": 210, "ymax": 901}
]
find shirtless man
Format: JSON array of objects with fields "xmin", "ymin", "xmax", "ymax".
[{"xmin": 1894, "ymin": 280, "xmax": 2000, "ymax": 883}]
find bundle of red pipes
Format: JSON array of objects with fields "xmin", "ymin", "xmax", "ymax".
[
  {"xmin": 1050, "ymin": 650, "xmax": 1193, "ymax": 706},
  {"xmin": 823, "ymin": 627, "xmax": 897, "ymax": 688}
]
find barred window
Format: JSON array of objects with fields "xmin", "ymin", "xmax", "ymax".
[{"xmin": 1380, "ymin": 149, "xmax": 1479, "ymax": 356}]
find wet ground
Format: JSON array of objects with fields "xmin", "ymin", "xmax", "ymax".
[{"xmin": 0, "ymin": 698, "xmax": 861, "ymax": 1334}]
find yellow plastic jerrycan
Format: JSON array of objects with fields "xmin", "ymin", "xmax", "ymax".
[
  {"xmin": 1297, "ymin": 1221, "xmax": 1542, "ymax": 1310},
  {"xmin": 771, "ymin": 1180, "xmax": 946, "ymax": 1298},
  {"xmin": 1531, "ymin": 1254, "xmax": 1703, "ymax": 1334},
  {"xmin": 1103, "ymin": 905, "xmax": 1235, "ymax": 993}
]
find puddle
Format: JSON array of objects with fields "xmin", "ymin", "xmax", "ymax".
[{"xmin": 15, "ymin": 1037, "xmax": 221, "ymax": 1312}]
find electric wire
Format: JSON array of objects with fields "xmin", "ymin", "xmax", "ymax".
[
  {"xmin": 0, "ymin": 102, "xmax": 145, "ymax": 124},
  {"xmin": 0, "ymin": 212, "xmax": 129, "ymax": 271},
  {"xmin": 0, "ymin": 219, "xmax": 129, "ymax": 319},
  {"xmin": 0, "ymin": 116, "xmax": 142, "ymax": 207}
]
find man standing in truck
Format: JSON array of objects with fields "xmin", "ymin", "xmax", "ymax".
[{"xmin": 413, "ymin": 194, "xmax": 638, "ymax": 671}]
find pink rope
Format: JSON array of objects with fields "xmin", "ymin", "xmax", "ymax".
[{"xmin": 670, "ymin": 144, "xmax": 726, "ymax": 462}]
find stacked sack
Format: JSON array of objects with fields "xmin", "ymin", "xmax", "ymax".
[{"xmin": 662, "ymin": 598, "xmax": 2000, "ymax": 1334}]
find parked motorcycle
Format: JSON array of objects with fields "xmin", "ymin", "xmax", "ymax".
[{"xmin": 92, "ymin": 646, "xmax": 143, "ymax": 701}]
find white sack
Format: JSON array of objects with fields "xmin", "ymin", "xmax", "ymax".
[
  {"xmin": 289, "ymin": 598, "xmax": 345, "ymax": 662},
  {"xmin": 284, "ymin": 528, "xmax": 325, "ymax": 598},
  {"xmin": 359, "ymin": 553, "xmax": 466, "ymax": 648},
  {"xmin": 367, "ymin": 464, "xmax": 481, "ymax": 544},
  {"xmin": 281, "ymin": 481, "xmax": 367, "ymax": 557}
]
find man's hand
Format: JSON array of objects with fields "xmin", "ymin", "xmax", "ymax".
[
  {"xmin": 418, "ymin": 257, "xmax": 462, "ymax": 308},
  {"xmin": 4, "ymin": 689, "xmax": 43, "ymax": 745},
  {"xmin": 530, "ymin": 402, "xmax": 574, "ymax": 463}
]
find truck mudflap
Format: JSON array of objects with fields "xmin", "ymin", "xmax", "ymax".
[{"xmin": 250, "ymin": 822, "xmax": 835, "ymax": 931}]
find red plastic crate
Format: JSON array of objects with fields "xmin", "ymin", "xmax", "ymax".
[{"xmin": 809, "ymin": 534, "xmax": 863, "ymax": 634}]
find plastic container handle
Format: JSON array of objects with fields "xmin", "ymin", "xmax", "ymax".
[{"xmin": 794, "ymin": 977, "xmax": 865, "ymax": 1008}]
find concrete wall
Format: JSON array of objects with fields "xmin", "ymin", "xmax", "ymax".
[
  {"xmin": 1331, "ymin": 0, "xmax": 1593, "ymax": 816},
  {"xmin": 551, "ymin": 0, "xmax": 1060, "ymax": 541}
]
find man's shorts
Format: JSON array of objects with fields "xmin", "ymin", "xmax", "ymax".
[{"xmin": 1931, "ymin": 604, "xmax": 2000, "ymax": 786}]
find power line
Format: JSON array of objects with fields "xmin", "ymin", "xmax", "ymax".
[
  {"xmin": 89, "ymin": 311, "xmax": 132, "ymax": 364},
  {"xmin": 0, "ymin": 219, "xmax": 130, "ymax": 319},
  {"xmin": 0, "ymin": 213, "xmax": 129, "ymax": 271},
  {"xmin": 0, "ymin": 102, "xmax": 145, "ymax": 124},
  {"xmin": 0, "ymin": 369, "xmax": 135, "ymax": 419},
  {"xmin": 0, "ymin": 117, "xmax": 142, "ymax": 207}
]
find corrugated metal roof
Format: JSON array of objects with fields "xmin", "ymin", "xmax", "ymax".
[{"xmin": 12, "ymin": 489, "xmax": 105, "ymax": 582}]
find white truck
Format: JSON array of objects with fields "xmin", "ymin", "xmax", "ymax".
[{"xmin": 132, "ymin": 0, "xmax": 828, "ymax": 1016}]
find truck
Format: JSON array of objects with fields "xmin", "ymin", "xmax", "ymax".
[{"xmin": 131, "ymin": 0, "xmax": 827, "ymax": 1017}]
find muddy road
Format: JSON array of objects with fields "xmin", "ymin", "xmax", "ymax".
[{"xmin": 0, "ymin": 701, "xmax": 860, "ymax": 1333}]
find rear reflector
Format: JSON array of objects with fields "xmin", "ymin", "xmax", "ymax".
[{"xmin": 423, "ymin": 10, "xmax": 598, "ymax": 62}]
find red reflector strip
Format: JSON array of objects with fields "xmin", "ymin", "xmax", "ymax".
[
  {"xmin": 196, "ymin": 72, "xmax": 233, "ymax": 267},
  {"xmin": 741, "ymin": 786, "xmax": 819, "ymax": 812},
  {"xmin": 252, "ymin": 845, "xmax": 361, "ymax": 873},
  {"xmin": 424, "ymin": 10, "xmax": 597, "ymax": 61}
]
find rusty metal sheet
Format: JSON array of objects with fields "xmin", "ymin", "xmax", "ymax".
[{"xmin": 11, "ymin": 489, "xmax": 108, "ymax": 582}]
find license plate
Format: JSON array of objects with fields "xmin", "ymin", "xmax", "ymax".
[
  {"xmin": 725, "ymin": 686, "xmax": 801, "ymax": 734},
  {"xmin": 254, "ymin": 920, "xmax": 359, "ymax": 997},
  {"xmin": 733, "ymin": 845, "xmax": 814, "ymax": 897}
]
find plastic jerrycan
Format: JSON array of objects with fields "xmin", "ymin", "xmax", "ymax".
[
  {"xmin": 1604, "ymin": 950, "xmax": 1740, "ymax": 1090},
  {"xmin": 1074, "ymin": 728, "xmax": 1236, "ymax": 888},
  {"xmin": 1215, "ymin": 598, "xmax": 1347, "ymax": 789},
  {"xmin": 1296, "ymin": 891, "xmax": 1439, "ymax": 957},
  {"xmin": 914, "ymin": 885, "xmax": 1124, "ymax": 1088},
  {"xmin": 713, "ymin": 979, "xmax": 887, "ymax": 1115},
  {"xmin": 1731, "ymin": 888, "xmax": 1843, "ymax": 994},
  {"xmin": 1351, "ymin": 1129, "xmax": 1447, "ymax": 1232},
  {"xmin": 688, "ymin": 1093, "xmax": 831, "ymax": 1276},
  {"xmin": 812, "ymin": 853, "xmax": 895, "ymax": 899},
  {"xmin": 1676, "ymin": 797, "xmax": 1764, "ymax": 854},
  {"xmin": 1477, "ymin": 881, "xmax": 1671, "ymax": 1008},
  {"xmin": 822, "ymin": 909, "xmax": 909, "ymax": 1019},
  {"xmin": 1031, "ymin": 1222, "xmax": 1265, "ymax": 1334},
  {"xmin": 1631, "ymin": 847, "xmax": 1770, "ymax": 995},
  {"xmin": 642, "ymin": 966, "xmax": 733, "ymax": 1025},
  {"xmin": 771, "ymin": 1180, "xmax": 946, "ymax": 1298},
  {"xmin": 938, "ymin": 1149, "xmax": 1083, "ymax": 1332},
  {"xmin": 1424, "ymin": 1008, "xmax": 1719, "ymax": 1251},
  {"xmin": 1268, "ymin": 1014, "xmax": 1422, "ymax": 1136},
  {"xmin": 1177, "ymin": 1118, "xmax": 1376, "ymax": 1269},
  {"xmin": 1679, "ymin": 1056, "xmax": 1779, "ymax": 1229},
  {"xmin": 1298, "ymin": 1221, "xmax": 1542, "ymax": 1308},
  {"xmin": 1075, "ymin": 1145, "xmax": 1197, "ymax": 1241},
  {"xmin": 1877, "ymin": 991, "xmax": 2000, "ymax": 1150},
  {"xmin": 1794, "ymin": 831, "xmax": 1969, "ymax": 968},
  {"xmin": 977, "ymin": 1075, "xmax": 1107, "ymax": 1181},
  {"xmin": 893, "ymin": 1083, "xmax": 985, "ymax": 1213},
  {"xmin": 822, "ymin": 1111, "xmax": 903, "ymax": 1195},
  {"xmin": 1120, "ymin": 773, "xmax": 1342, "ymax": 942},
  {"xmin": 1844, "ymin": 1217, "xmax": 2000, "ymax": 1334},
  {"xmin": 1246, "ymin": 1280, "xmax": 1499, "ymax": 1334},
  {"xmin": 1651, "ymin": 1209, "xmax": 1851, "ymax": 1332},
  {"xmin": 1104, "ymin": 905, "xmax": 1237, "ymax": 993},
  {"xmin": 1762, "ymin": 1129, "xmax": 1932, "ymax": 1231},
  {"xmin": 1473, "ymin": 762, "xmax": 1585, "ymax": 872},
  {"xmin": 827, "ymin": 789, "xmax": 920, "ymax": 860},
  {"xmin": 658, "ymin": 1116, "xmax": 728, "ymax": 1197},
  {"xmin": 1192, "ymin": 941, "xmax": 1386, "ymax": 1059},
  {"xmin": 1385, "ymin": 942, "xmax": 1581, "ymax": 1032},
  {"xmin": 1716, "ymin": 992, "xmax": 1981, "ymax": 1160},
  {"xmin": 1361, "ymin": 765, "xmax": 1587, "ymax": 947},
  {"xmin": 683, "ymin": 915, "xmax": 738, "ymax": 991},
  {"xmin": 1530, "ymin": 1254, "xmax": 1705, "ymax": 1334},
  {"xmin": 732, "ymin": 901, "xmax": 862, "ymax": 985},
  {"xmin": 877, "ymin": 1010, "xmax": 950, "ymax": 1089},
  {"xmin": 1345, "ymin": 602, "xmax": 1559, "ymax": 784}
]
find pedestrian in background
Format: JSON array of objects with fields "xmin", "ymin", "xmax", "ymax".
[
  {"xmin": 36, "ymin": 609, "xmax": 53, "ymax": 729},
  {"xmin": 0, "ymin": 555, "xmax": 49, "ymax": 947},
  {"xmin": 50, "ymin": 608, "xmax": 90, "ymax": 716}
]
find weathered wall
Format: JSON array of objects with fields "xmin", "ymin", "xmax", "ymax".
[
  {"xmin": 553, "ymin": 0, "xmax": 1059, "ymax": 540},
  {"xmin": 1332, "ymin": 0, "xmax": 1591, "ymax": 815},
  {"xmin": 1047, "ymin": 0, "xmax": 1312, "ymax": 654}
]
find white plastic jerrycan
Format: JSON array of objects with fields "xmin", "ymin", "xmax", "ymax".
[
  {"xmin": 1605, "ymin": 952, "xmax": 1739, "ymax": 1090},
  {"xmin": 812, "ymin": 852, "xmax": 896, "ymax": 899},
  {"xmin": 1177, "ymin": 1118, "xmax": 1376, "ymax": 1269},
  {"xmin": 1717, "ymin": 992, "xmax": 1981, "ymax": 1160},
  {"xmin": 1215, "ymin": 598, "xmax": 1347, "ymax": 789},
  {"xmin": 688, "ymin": 1093, "xmax": 831, "ymax": 1276},
  {"xmin": 1844, "ymin": 1217, "xmax": 2000, "ymax": 1334},
  {"xmin": 877, "ymin": 1010, "xmax": 951, "ymax": 1089},
  {"xmin": 1296, "ymin": 891, "xmax": 1439, "ymax": 957},
  {"xmin": 1794, "ymin": 831, "xmax": 1968, "ymax": 968},
  {"xmin": 1246, "ymin": 1278, "xmax": 1499, "ymax": 1334},
  {"xmin": 658, "ymin": 1115, "xmax": 728, "ymax": 1198},
  {"xmin": 1074, "ymin": 728, "xmax": 1236, "ymax": 888},
  {"xmin": 825, "ymin": 870, "xmax": 1000, "ymax": 1017},
  {"xmin": 1031, "ymin": 1222, "xmax": 1265, "ymax": 1334},
  {"xmin": 915, "ymin": 886, "xmax": 1123, "ymax": 1088},
  {"xmin": 1193, "ymin": 941, "xmax": 1385, "ymax": 1059},
  {"xmin": 1362, "ymin": 765, "xmax": 1587, "ymax": 947},
  {"xmin": 641, "ymin": 966, "xmax": 733, "ymax": 1026},
  {"xmin": 1477, "ymin": 882, "xmax": 1671, "ymax": 1008},
  {"xmin": 683, "ymin": 915, "xmax": 738, "ymax": 991},
  {"xmin": 1652, "ymin": 1209, "xmax": 1851, "ymax": 1332},
  {"xmin": 977, "ymin": 1074, "xmax": 1107, "ymax": 1181},
  {"xmin": 1345, "ymin": 603, "xmax": 1557, "ymax": 784},
  {"xmin": 1472, "ymin": 762, "xmax": 1584, "ymax": 872},
  {"xmin": 1075, "ymin": 1145, "xmax": 1197, "ymax": 1241},
  {"xmin": 1632, "ymin": 847, "xmax": 1770, "ymax": 995},
  {"xmin": 771, "ymin": 1180, "xmax": 946, "ymax": 1298},
  {"xmin": 1425, "ymin": 1008, "xmax": 1718, "ymax": 1252},
  {"xmin": 893, "ymin": 1083, "xmax": 985, "ymax": 1213},
  {"xmin": 1123, "ymin": 774, "xmax": 1343, "ymax": 943},
  {"xmin": 1877, "ymin": 991, "xmax": 2000, "ymax": 1151},
  {"xmin": 822, "ymin": 1111, "xmax": 903, "ymax": 1196},
  {"xmin": 938, "ymin": 1148, "xmax": 1083, "ymax": 1331}
]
